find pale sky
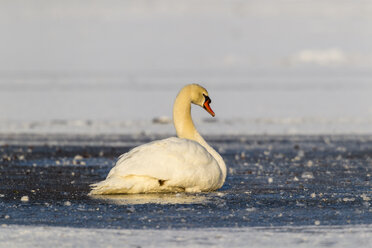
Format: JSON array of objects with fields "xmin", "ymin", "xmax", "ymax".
[{"xmin": 1, "ymin": 0, "xmax": 372, "ymax": 79}]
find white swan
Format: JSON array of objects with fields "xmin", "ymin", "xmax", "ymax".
[{"xmin": 89, "ymin": 84, "xmax": 226, "ymax": 194}]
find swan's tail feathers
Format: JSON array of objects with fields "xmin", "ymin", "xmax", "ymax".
[
  {"xmin": 89, "ymin": 175, "xmax": 166, "ymax": 195},
  {"xmin": 89, "ymin": 177, "xmax": 131, "ymax": 195}
]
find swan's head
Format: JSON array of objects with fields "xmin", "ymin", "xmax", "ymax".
[{"xmin": 189, "ymin": 84, "xmax": 215, "ymax": 117}]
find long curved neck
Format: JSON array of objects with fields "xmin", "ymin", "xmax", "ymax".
[{"xmin": 173, "ymin": 88, "xmax": 227, "ymax": 183}]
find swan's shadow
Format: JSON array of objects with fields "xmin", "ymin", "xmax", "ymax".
[{"xmin": 90, "ymin": 193, "xmax": 212, "ymax": 205}]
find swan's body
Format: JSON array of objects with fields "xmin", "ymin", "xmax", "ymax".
[{"xmin": 90, "ymin": 84, "xmax": 226, "ymax": 194}]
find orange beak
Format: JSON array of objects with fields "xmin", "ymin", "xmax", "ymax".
[{"xmin": 203, "ymin": 98, "xmax": 215, "ymax": 117}]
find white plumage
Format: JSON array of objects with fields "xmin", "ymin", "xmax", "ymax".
[
  {"xmin": 89, "ymin": 84, "xmax": 226, "ymax": 194},
  {"xmin": 90, "ymin": 137, "xmax": 223, "ymax": 194}
]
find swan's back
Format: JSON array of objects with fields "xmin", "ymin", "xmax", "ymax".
[{"xmin": 90, "ymin": 137, "xmax": 223, "ymax": 194}]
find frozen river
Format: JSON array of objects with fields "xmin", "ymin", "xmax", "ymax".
[{"xmin": 0, "ymin": 134, "xmax": 371, "ymax": 247}]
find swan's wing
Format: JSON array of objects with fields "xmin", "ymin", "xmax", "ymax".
[{"xmin": 106, "ymin": 137, "xmax": 221, "ymax": 188}]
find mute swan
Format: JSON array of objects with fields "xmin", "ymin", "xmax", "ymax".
[{"xmin": 89, "ymin": 84, "xmax": 226, "ymax": 194}]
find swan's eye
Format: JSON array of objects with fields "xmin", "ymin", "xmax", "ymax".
[{"xmin": 203, "ymin": 94, "xmax": 211, "ymax": 104}]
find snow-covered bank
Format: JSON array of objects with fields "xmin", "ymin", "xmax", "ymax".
[
  {"xmin": 2, "ymin": 116, "xmax": 372, "ymax": 136},
  {"xmin": 1, "ymin": 81, "xmax": 372, "ymax": 135},
  {"xmin": 0, "ymin": 224, "xmax": 371, "ymax": 248}
]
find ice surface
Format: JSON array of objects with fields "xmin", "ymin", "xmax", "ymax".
[
  {"xmin": 1, "ymin": 134, "xmax": 371, "ymax": 230},
  {"xmin": 0, "ymin": 224, "xmax": 372, "ymax": 248}
]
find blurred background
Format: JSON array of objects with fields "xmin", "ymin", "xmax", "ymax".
[{"xmin": 1, "ymin": 0, "xmax": 372, "ymax": 134}]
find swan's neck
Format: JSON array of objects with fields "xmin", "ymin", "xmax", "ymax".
[{"xmin": 173, "ymin": 89, "xmax": 227, "ymax": 183}]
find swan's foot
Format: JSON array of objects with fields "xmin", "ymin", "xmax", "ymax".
[{"xmin": 185, "ymin": 186, "xmax": 201, "ymax": 193}]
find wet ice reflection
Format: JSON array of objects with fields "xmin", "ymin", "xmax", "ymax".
[{"xmin": 90, "ymin": 193, "xmax": 210, "ymax": 205}]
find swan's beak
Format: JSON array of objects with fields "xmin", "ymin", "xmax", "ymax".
[{"xmin": 203, "ymin": 96, "xmax": 215, "ymax": 117}]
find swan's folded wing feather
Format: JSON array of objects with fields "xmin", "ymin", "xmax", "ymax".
[{"xmin": 106, "ymin": 137, "xmax": 221, "ymax": 188}]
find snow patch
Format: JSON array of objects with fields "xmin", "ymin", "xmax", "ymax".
[
  {"xmin": 290, "ymin": 48, "xmax": 348, "ymax": 66},
  {"xmin": 0, "ymin": 225, "xmax": 371, "ymax": 248}
]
